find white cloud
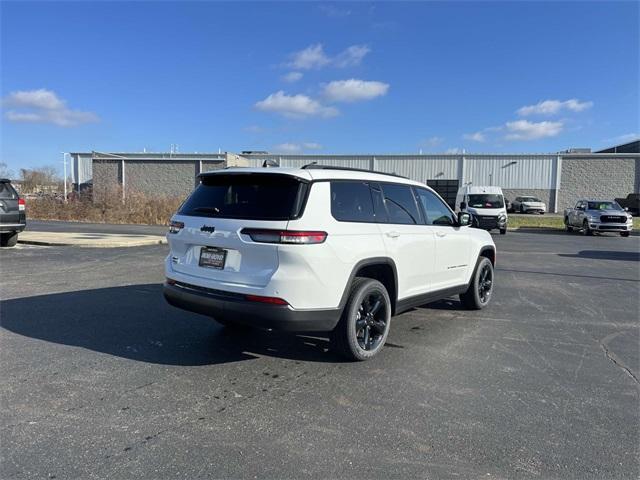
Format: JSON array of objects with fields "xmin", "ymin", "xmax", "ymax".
[
  {"xmin": 504, "ymin": 120, "xmax": 564, "ymax": 140},
  {"xmin": 287, "ymin": 44, "xmax": 370, "ymax": 70},
  {"xmin": 3, "ymin": 88, "xmax": 98, "ymax": 127},
  {"xmin": 604, "ymin": 132, "xmax": 639, "ymax": 144},
  {"xmin": 420, "ymin": 136, "xmax": 444, "ymax": 147},
  {"xmin": 333, "ymin": 45, "xmax": 371, "ymax": 68},
  {"xmin": 463, "ymin": 131, "xmax": 486, "ymax": 142},
  {"xmin": 517, "ymin": 98, "xmax": 593, "ymax": 116},
  {"xmin": 255, "ymin": 91, "xmax": 338, "ymax": 118},
  {"xmin": 288, "ymin": 44, "xmax": 331, "ymax": 70},
  {"xmin": 318, "ymin": 4, "xmax": 351, "ymax": 17},
  {"xmin": 273, "ymin": 142, "xmax": 323, "ymax": 153},
  {"xmin": 323, "ymin": 79, "xmax": 389, "ymax": 103},
  {"xmin": 282, "ymin": 71, "xmax": 303, "ymax": 83},
  {"xmin": 273, "ymin": 143, "xmax": 303, "ymax": 153}
]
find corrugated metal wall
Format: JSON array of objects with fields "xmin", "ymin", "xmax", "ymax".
[
  {"xmin": 464, "ymin": 155, "xmax": 556, "ymax": 189},
  {"xmin": 241, "ymin": 154, "xmax": 556, "ymax": 189},
  {"xmin": 374, "ymin": 156, "xmax": 459, "ymax": 181},
  {"xmin": 71, "ymin": 153, "xmax": 93, "ymax": 185}
]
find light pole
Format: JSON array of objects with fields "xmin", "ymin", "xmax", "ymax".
[{"xmin": 61, "ymin": 152, "xmax": 68, "ymax": 202}]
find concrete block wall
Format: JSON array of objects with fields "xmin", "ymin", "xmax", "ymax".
[
  {"xmin": 125, "ymin": 160, "xmax": 197, "ymax": 198},
  {"xmin": 92, "ymin": 159, "xmax": 226, "ymax": 200},
  {"xmin": 201, "ymin": 161, "xmax": 225, "ymax": 173},
  {"xmin": 558, "ymin": 157, "xmax": 638, "ymax": 211},
  {"xmin": 92, "ymin": 160, "xmax": 122, "ymax": 201}
]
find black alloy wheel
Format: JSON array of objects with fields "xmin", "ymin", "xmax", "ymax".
[
  {"xmin": 355, "ymin": 291, "xmax": 388, "ymax": 352},
  {"xmin": 477, "ymin": 262, "xmax": 493, "ymax": 304}
]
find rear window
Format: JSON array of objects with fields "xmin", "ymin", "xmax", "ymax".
[
  {"xmin": 0, "ymin": 182, "xmax": 17, "ymax": 199},
  {"xmin": 331, "ymin": 181, "xmax": 376, "ymax": 222},
  {"xmin": 179, "ymin": 174, "xmax": 307, "ymax": 220}
]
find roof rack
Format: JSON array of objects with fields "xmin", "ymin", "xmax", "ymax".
[{"xmin": 300, "ymin": 163, "xmax": 408, "ymax": 179}]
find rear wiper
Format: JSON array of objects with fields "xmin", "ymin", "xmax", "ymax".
[{"xmin": 193, "ymin": 207, "xmax": 221, "ymax": 215}]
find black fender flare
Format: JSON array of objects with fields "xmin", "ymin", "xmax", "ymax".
[{"xmin": 336, "ymin": 257, "xmax": 399, "ymax": 315}]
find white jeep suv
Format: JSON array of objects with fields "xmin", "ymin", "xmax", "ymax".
[{"xmin": 164, "ymin": 165, "xmax": 496, "ymax": 360}]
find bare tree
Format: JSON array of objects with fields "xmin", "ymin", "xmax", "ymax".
[
  {"xmin": 19, "ymin": 165, "xmax": 62, "ymax": 194},
  {"xmin": 0, "ymin": 162, "xmax": 14, "ymax": 179}
]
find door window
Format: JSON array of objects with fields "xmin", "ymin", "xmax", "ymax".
[
  {"xmin": 380, "ymin": 184, "xmax": 422, "ymax": 225},
  {"xmin": 415, "ymin": 189, "xmax": 457, "ymax": 226}
]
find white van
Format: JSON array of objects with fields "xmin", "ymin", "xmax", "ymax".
[{"xmin": 455, "ymin": 185, "xmax": 508, "ymax": 234}]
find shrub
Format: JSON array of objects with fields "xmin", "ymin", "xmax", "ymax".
[{"xmin": 26, "ymin": 186, "xmax": 183, "ymax": 226}]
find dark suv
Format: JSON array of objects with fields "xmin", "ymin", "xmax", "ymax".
[{"xmin": 0, "ymin": 179, "xmax": 26, "ymax": 247}]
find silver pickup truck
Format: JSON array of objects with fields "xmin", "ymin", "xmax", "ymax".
[{"xmin": 564, "ymin": 199, "xmax": 633, "ymax": 237}]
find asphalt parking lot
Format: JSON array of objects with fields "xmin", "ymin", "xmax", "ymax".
[{"xmin": 1, "ymin": 225, "xmax": 639, "ymax": 479}]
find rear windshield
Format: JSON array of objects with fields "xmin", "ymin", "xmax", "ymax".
[
  {"xmin": 468, "ymin": 194, "xmax": 504, "ymax": 209},
  {"xmin": 587, "ymin": 201, "xmax": 622, "ymax": 211},
  {"xmin": 179, "ymin": 174, "xmax": 307, "ymax": 220},
  {"xmin": 0, "ymin": 182, "xmax": 17, "ymax": 199}
]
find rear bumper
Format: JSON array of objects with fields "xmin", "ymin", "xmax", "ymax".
[
  {"xmin": 163, "ymin": 281, "xmax": 341, "ymax": 332},
  {"xmin": 0, "ymin": 223, "xmax": 26, "ymax": 233}
]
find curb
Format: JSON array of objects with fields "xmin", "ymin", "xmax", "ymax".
[{"xmin": 17, "ymin": 238, "xmax": 168, "ymax": 248}]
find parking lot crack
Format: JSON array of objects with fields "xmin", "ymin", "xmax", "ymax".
[{"xmin": 599, "ymin": 332, "xmax": 639, "ymax": 388}]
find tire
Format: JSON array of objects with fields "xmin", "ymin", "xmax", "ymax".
[
  {"xmin": 332, "ymin": 277, "xmax": 391, "ymax": 361},
  {"xmin": 499, "ymin": 228, "xmax": 507, "ymax": 235},
  {"xmin": 459, "ymin": 257, "xmax": 494, "ymax": 310},
  {"xmin": 564, "ymin": 218, "xmax": 573, "ymax": 232},
  {"xmin": 620, "ymin": 231, "xmax": 630, "ymax": 237},
  {"xmin": 0, "ymin": 232, "xmax": 18, "ymax": 247},
  {"xmin": 582, "ymin": 220, "xmax": 593, "ymax": 236}
]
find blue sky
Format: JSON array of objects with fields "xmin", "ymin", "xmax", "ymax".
[{"xmin": 1, "ymin": 1, "xmax": 638, "ymax": 173}]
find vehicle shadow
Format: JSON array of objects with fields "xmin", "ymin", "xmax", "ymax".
[
  {"xmin": 558, "ymin": 250, "xmax": 640, "ymax": 262},
  {"xmin": 0, "ymin": 284, "xmax": 342, "ymax": 366},
  {"xmin": 509, "ymin": 228, "xmax": 570, "ymax": 236}
]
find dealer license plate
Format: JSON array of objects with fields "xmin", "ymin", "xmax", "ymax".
[{"xmin": 199, "ymin": 247, "xmax": 227, "ymax": 269}]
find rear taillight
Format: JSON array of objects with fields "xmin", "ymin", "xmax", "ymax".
[
  {"xmin": 241, "ymin": 228, "xmax": 327, "ymax": 245},
  {"xmin": 169, "ymin": 220, "xmax": 184, "ymax": 234},
  {"xmin": 245, "ymin": 294, "xmax": 289, "ymax": 305},
  {"xmin": 18, "ymin": 198, "xmax": 25, "ymax": 211}
]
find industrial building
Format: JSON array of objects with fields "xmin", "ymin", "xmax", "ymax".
[{"xmin": 69, "ymin": 142, "xmax": 640, "ymax": 212}]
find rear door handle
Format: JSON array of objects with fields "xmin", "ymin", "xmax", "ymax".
[
  {"xmin": 385, "ymin": 231, "xmax": 400, "ymax": 238},
  {"xmin": 436, "ymin": 231, "xmax": 447, "ymax": 238}
]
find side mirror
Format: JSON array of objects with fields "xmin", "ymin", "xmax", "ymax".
[
  {"xmin": 624, "ymin": 207, "xmax": 629, "ymax": 212},
  {"xmin": 460, "ymin": 201, "xmax": 467, "ymax": 210},
  {"xmin": 458, "ymin": 212, "xmax": 472, "ymax": 226}
]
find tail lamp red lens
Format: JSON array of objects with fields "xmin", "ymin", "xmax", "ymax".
[
  {"xmin": 169, "ymin": 221, "xmax": 184, "ymax": 234},
  {"xmin": 18, "ymin": 198, "xmax": 25, "ymax": 211},
  {"xmin": 241, "ymin": 228, "xmax": 327, "ymax": 244},
  {"xmin": 245, "ymin": 294, "xmax": 288, "ymax": 305}
]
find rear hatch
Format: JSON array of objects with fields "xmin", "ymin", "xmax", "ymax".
[
  {"xmin": 0, "ymin": 181, "xmax": 20, "ymax": 224},
  {"xmin": 168, "ymin": 172, "xmax": 309, "ymax": 288}
]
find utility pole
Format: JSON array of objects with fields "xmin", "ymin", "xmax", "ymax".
[{"xmin": 61, "ymin": 152, "xmax": 68, "ymax": 202}]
